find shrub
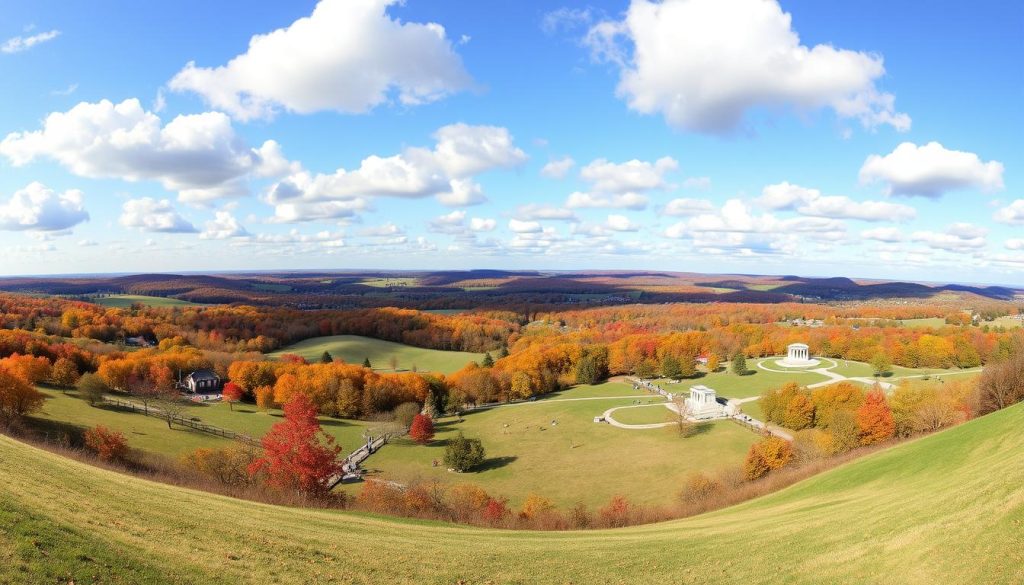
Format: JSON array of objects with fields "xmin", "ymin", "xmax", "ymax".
[
  {"xmin": 598, "ymin": 495, "xmax": 631, "ymax": 528},
  {"xmin": 744, "ymin": 436, "xmax": 792, "ymax": 480},
  {"xmin": 182, "ymin": 446, "xmax": 257, "ymax": 486},
  {"xmin": 443, "ymin": 432, "xmax": 485, "ymax": 472},
  {"xmin": 679, "ymin": 472, "xmax": 722, "ymax": 506},
  {"xmin": 83, "ymin": 425, "xmax": 129, "ymax": 462},
  {"xmin": 393, "ymin": 402, "xmax": 421, "ymax": 428}
]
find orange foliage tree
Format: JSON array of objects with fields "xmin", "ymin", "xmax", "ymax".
[
  {"xmin": 83, "ymin": 425, "xmax": 129, "ymax": 461},
  {"xmin": 856, "ymin": 387, "xmax": 895, "ymax": 445}
]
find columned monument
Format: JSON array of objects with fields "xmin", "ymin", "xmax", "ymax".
[
  {"xmin": 780, "ymin": 342, "xmax": 819, "ymax": 367},
  {"xmin": 685, "ymin": 385, "xmax": 726, "ymax": 420}
]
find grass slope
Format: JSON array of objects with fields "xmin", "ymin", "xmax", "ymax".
[
  {"xmin": 358, "ymin": 384, "xmax": 754, "ymax": 508},
  {"xmin": 1, "ymin": 403, "xmax": 1021, "ymax": 584},
  {"xmin": 92, "ymin": 294, "xmax": 201, "ymax": 308},
  {"xmin": 269, "ymin": 335, "xmax": 485, "ymax": 374}
]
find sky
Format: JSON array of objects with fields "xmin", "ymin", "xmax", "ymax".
[{"xmin": 0, "ymin": 0, "xmax": 1021, "ymax": 283}]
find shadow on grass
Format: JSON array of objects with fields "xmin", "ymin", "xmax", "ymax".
[
  {"xmin": 475, "ymin": 455, "xmax": 517, "ymax": 472},
  {"xmin": 680, "ymin": 422, "xmax": 714, "ymax": 438}
]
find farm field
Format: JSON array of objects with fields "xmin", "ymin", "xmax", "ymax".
[
  {"xmin": 2, "ymin": 401, "xmax": 1021, "ymax": 584},
  {"xmin": 269, "ymin": 335, "xmax": 485, "ymax": 374},
  {"xmin": 91, "ymin": 294, "xmax": 202, "ymax": 308},
  {"xmin": 352, "ymin": 382, "xmax": 756, "ymax": 508},
  {"xmin": 897, "ymin": 317, "xmax": 948, "ymax": 328}
]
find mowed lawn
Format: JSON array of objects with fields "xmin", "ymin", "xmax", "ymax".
[
  {"xmin": 269, "ymin": 334, "xmax": 485, "ymax": 374},
  {"xmin": 354, "ymin": 382, "xmax": 758, "ymax": 508},
  {"xmin": 1, "ymin": 402, "xmax": 1021, "ymax": 584},
  {"xmin": 608, "ymin": 404, "xmax": 675, "ymax": 425},
  {"xmin": 92, "ymin": 294, "xmax": 202, "ymax": 308},
  {"xmin": 648, "ymin": 363, "xmax": 831, "ymax": 399}
]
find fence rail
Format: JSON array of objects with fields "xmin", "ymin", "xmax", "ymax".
[{"xmin": 103, "ymin": 398, "xmax": 259, "ymax": 446}]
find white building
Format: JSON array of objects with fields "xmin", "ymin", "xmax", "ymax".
[
  {"xmin": 781, "ymin": 343, "xmax": 818, "ymax": 367},
  {"xmin": 685, "ymin": 385, "xmax": 726, "ymax": 420}
]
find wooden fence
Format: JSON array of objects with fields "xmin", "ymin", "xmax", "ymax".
[{"xmin": 103, "ymin": 398, "xmax": 259, "ymax": 446}]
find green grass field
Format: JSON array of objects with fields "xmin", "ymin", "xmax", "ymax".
[
  {"xmin": 354, "ymin": 382, "xmax": 755, "ymax": 508},
  {"xmin": 2, "ymin": 401, "xmax": 1021, "ymax": 584},
  {"xmin": 29, "ymin": 387, "xmax": 384, "ymax": 460},
  {"xmin": 897, "ymin": 317, "xmax": 948, "ymax": 328},
  {"xmin": 269, "ymin": 335, "xmax": 486, "ymax": 374},
  {"xmin": 607, "ymin": 404, "xmax": 675, "ymax": 425},
  {"xmin": 649, "ymin": 364, "xmax": 831, "ymax": 399},
  {"xmin": 29, "ymin": 388, "xmax": 234, "ymax": 457},
  {"xmin": 92, "ymin": 294, "xmax": 202, "ymax": 308}
]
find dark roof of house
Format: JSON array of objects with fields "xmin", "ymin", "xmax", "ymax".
[{"xmin": 187, "ymin": 369, "xmax": 220, "ymax": 381}]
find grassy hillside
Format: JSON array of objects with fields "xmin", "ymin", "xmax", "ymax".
[
  {"xmin": 92, "ymin": 294, "xmax": 202, "ymax": 308},
  {"xmin": 2, "ymin": 403, "xmax": 1022, "ymax": 584},
  {"xmin": 355, "ymin": 383, "xmax": 756, "ymax": 508},
  {"xmin": 269, "ymin": 334, "xmax": 485, "ymax": 374}
]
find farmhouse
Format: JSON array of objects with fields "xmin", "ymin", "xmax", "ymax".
[{"xmin": 183, "ymin": 369, "xmax": 221, "ymax": 394}]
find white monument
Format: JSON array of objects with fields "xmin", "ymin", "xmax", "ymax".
[
  {"xmin": 780, "ymin": 342, "xmax": 819, "ymax": 367},
  {"xmin": 685, "ymin": 385, "xmax": 726, "ymax": 420}
]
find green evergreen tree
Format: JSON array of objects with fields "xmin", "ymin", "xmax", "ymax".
[
  {"xmin": 481, "ymin": 352, "xmax": 494, "ymax": 367},
  {"xmin": 576, "ymin": 355, "xmax": 601, "ymax": 385},
  {"xmin": 362, "ymin": 357, "xmax": 372, "ymax": 368},
  {"xmin": 320, "ymin": 351, "xmax": 333, "ymax": 364},
  {"xmin": 732, "ymin": 353, "xmax": 749, "ymax": 376}
]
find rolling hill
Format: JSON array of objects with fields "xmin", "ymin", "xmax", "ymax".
[
  {"xmin": 268, "ymin": 334, "xmax": 485, "ymax": 374},
  {"xmin": 2, "ymin": 403, "xmax": 1022, "ymax": 584}
]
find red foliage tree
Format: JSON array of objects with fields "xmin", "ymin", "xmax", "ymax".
[
  {"xmin": 248, "ymin": 393, "xmax": 343, "ymax": 494},
  {"xmin": 83, "ymin": 425, "xmax": 129, "ymax": 462},
  {"xmin": 856, "ymin": 387, "xmax": 895, "ymax": 445},
  {"xmin": 408, "ymin": 413, "xmax": 435, "ymax": 444},
  {"xmin": 482, "ymin": 498, "xmax": 510, "ymax": 525},
  {"xmin": 222, "ymin": 381, "xmax": 244, "ymax": 411}
]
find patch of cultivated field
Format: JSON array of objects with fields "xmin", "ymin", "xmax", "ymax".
[
  {"xmin": 92, "ymin": 294, "xmax": 202, "ymax": 308},
  {"xmin": 897, "ymin": 317, "xmax": 948, "ymax": 328},
  {"xmin": 2, "ymin": 403, "xmax": 1021, "ymax": 584},
  {"xmin": 269, "ymin": 335, "xmax": 485, "ymax": 374},
  {"xmin": 356, "ymin": 382, "xmax": 757, "ymax": 508}
]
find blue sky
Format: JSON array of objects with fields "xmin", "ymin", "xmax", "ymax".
[{"xmin": 0, "ymin": 0, "xmax": 1021, "ymax": 283}]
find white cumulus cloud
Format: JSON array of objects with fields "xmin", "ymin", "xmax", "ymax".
[
  {"xmin": 0, "ymin": 98, "xmax": 280, "ymax": 204},
  {"xmin": 200, "ymin": 211, "xmax": 249, "ymax": 239},
  {"xmin": 0, "ymin": 182, "xmax": 89, "ymax": 232},
  {"xmin": 859, "ymin": 142, "xmax": 1004, "ymax": 197},
  {"xmin": 169, "ymin": 0, "xmax": 472, "ymax": 120},
  {"xmin": 119, "ymin": 198, "xmax": 197, "ymax": 233},
  {"xmin": 584, "ymin": 0, "xmax": 909, "ymax": 134}
]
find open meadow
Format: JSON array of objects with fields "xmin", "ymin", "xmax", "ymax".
[
  {"xmin": 2, "ymin": 401, "xmax": 1021, "ymax": 584},
  {"xmin": 269, "ymin": 335, "xmax": 485, "ymax": 374},
  {"xmin": 91, "ymin": 295, "xmax": 203, "ymax": 308}
]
